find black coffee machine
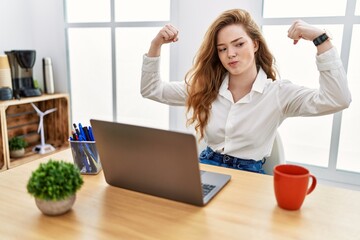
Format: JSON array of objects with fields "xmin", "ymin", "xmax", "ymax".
[{"xmin": 5, "ymin": 50, "xmax": 42, "ymax": 98}]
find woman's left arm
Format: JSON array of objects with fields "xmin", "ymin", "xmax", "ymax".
[{"xmin": 279, "ymin": 20, "xmax": 351, "ymax": 117}]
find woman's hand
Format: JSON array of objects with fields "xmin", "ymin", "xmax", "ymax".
[
  {"xmin": 287, "ymin": 20, "xmax": 324, "ymax": 45},
  {"xmin": 153, "ymin": 24, "xmax": 179, "ymax": 45},
  {"xmin": 287, "ymin": 20, "xmax": 332, "ymax": 54},
  {"xmin": 147, "ymin": 24, "xmax": 179, "ymax": 57}
]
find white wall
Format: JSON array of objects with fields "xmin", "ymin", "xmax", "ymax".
[
  {"xmin": 0, "ymin": 1, "xmax": 32, "ymax": 49},
  {"xmin": 0, "ymin": 0, "xmax": 68, "ymax": 93},
  {"xmin": 170, "ymin": 0, "xmax": 262, "ymax": 132}
]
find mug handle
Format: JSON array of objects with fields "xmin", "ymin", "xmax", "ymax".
[{"xmin": 306, "ymin": 174, "xmax": 317, "ymax": 195}]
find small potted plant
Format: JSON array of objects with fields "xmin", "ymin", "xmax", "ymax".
[
  {"xmin": 27, "ymin": 159, "xmax": 84, "ymax": 216},
  {"xmin": 9, "ymin": 136, "xmax": 27, "ymax": 158}
]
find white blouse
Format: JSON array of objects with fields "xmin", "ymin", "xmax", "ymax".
[{"xmin": 141, "ymin": 47, "xmax": 351, "ymax": 160}]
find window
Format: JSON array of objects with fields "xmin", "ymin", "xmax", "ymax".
[
  {"xmin": 262, "ymin": 0, "xmax": 360, "ymax": 187},
  {"xmin": 115, "ymin": 0, "xmax": 170, "ymax": 21},
  {"xmin": 263, "ymin": 0, "xmax": 347, "ymax": 17},
  {"xmin": 65, "ymin": 0, "xmax": 171, "ymax": 129},
  {"xmin": 337, "ymin": 24, "xmax": 360, "ymax": 172},
  {"xmin": 66, "ymin": 0, "xmax": 110, "ymax": 23},
  {"xmin": 115, "ymin": 27, "xmax": 170, "ymax": 127},
  {"xmin": 67, "ymin": 28, "xmax": 113, "ymax": 123}
]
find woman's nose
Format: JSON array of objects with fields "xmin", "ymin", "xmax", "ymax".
[{"xmin": 227, "ymin": 47, "xmax": 236, "ymax": 59}]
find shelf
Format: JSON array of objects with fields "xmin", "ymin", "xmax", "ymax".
[
  {"xmin": 0, "ymin": 93, "xmax": 71, "ymax": 169},
  {"xmin": 9, "ymin": 145, "xmax": 70, "ymax": 169}
]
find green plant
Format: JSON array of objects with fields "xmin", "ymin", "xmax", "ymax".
[
  {"xmin": 8, "ymin": 136, "xmax": 27, "ymax": 151},
  {"xmin": 27, "ymin": 159, "xmax": 84, "ymax": 201}
]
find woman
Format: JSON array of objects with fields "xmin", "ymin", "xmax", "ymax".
[{"xmin": 141, "ymin": 9, "xmax": 351, "ymax": 174}]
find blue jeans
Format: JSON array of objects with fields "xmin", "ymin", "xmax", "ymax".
[{"xmin": 199, "ymin": 147, "xmax": 266, "ymax": 174}]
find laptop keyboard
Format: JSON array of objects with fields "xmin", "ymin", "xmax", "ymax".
[{"xmin": 202, "ymin": 183, "xmax": 216, "ymax": 197}]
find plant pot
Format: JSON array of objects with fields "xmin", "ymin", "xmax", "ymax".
[
  {"xmin": 35, "ymin": 194, "xmax": 76, "ymax": 216},
  {"xmin": 10, "ymin": 148, "xmax": 25, "ymax": 158}
]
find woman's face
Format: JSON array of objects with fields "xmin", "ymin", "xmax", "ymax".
[{"xmin": 216, "ymin": 24, "xmax": 258, "ymax": 76}]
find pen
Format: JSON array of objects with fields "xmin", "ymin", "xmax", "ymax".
[
  {"xmin": 72, "ymin": 130, "xmax": 78, "ymax": 141},
  {"xmin": 79, "ymin": 145, "xmax": 91, "ymax": 172},
  {"xmin": 73, "ymin": 123, "xmax": 81, "ymax": 138},
  {"xmin": 78, "ymin": 123, "xmax": 87, "ymax": 141},
  {"xmin": 88, "ymin": 126, "xmax": 95, "ymax": 141},
  {"xmin": 82, "ymin": 143, "xmax": 97, "ymax": 171},
  {"xmin": 71, "ymin": 140, "xmax": 91, "ymax": 172},
  {"xmin": 83, "ymin": 126, "xmax": 91, "ymax": 141}
]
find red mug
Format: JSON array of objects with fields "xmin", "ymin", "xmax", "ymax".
[{"xmin": 273, "ymin": 164, "xmax": 317, "ymax": 210}]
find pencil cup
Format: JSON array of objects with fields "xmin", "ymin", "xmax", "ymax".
[{"xmin": 70, "ymin": 140, "xmax": 102, "ymax": 174}]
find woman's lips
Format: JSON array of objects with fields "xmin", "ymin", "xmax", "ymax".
[{"xmin": 228, "ymin": 61, "xmax": 238, "ymax": 67}]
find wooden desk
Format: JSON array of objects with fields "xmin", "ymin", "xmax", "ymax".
[{"xmin": 1, "ymin": 148, "xmax": 359, "ymax": 239}]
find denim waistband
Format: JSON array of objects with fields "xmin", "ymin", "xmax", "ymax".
[{"xmin": 199, "ymin": 146, "xmax": 265, "ymax": 174}]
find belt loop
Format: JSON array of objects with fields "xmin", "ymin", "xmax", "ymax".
[
  {"xmin": 205, "ymin": 147, "xmax": 214, "ymax": 159},
  {"xmin": 232, "ymin": 158, "xmax": 239, "ymax": 168},
  {"xmin": 222, "ymin": 155, "xmax": 232, "ymax": 165}
]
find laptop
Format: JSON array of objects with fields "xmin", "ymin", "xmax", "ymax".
[{"xmin": 90, "ymin": 119, "xmax": 231, "ymax": 206}]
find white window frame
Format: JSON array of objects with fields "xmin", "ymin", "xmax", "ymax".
[{"xmin": 64, "ymin": 0, "xmax": 177, "ymax": 126}]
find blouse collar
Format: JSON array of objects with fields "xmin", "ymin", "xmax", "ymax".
[{"xmin": 219, "ymin": 67, "xmax": 269, "ymax": 103}]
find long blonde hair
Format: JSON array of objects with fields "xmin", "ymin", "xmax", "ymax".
[{"xmin": 185, "ymin": 9, "xmax": 276, "ymax": 139}]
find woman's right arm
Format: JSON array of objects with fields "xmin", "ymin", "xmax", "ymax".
[
  {"xmin": 141, "ymin": 25, "xmax": 187, "ymax": 106},
  {"xmin": 147, "ymin": 24, "xmax": 179, "ymax": 57}
]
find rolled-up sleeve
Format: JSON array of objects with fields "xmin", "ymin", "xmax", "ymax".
[{"xmin": 141, "ymin": 54, "xmax": 187, "ymax": 106}]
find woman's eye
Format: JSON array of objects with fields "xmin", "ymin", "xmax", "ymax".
[
  {"xmin": 236, "ymin": 42, "xmax": 244, "ymax": 47},
  {"xmin": 218, "ymin": 48, "xmax": 226, "ymax": 52}
]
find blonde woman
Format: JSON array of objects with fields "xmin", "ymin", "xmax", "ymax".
[{"xmin": 141, "ymin": 9, "xmax": 351, "ymax": 174}]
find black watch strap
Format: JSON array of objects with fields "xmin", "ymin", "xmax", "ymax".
[{"xmin": 313, "ymin": 33, "xmax": 329, "ymax": 46}]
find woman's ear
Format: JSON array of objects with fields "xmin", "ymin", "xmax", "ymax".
[{"xmin": 254, "ymin": 40, "xmax": 259, "ymax": 52}]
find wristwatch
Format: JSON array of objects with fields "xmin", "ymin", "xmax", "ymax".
[{"xmin": 313, "ymin": 30, "xmax": 332, "ymax": 46}]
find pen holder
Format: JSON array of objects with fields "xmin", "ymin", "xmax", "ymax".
[{"xmin": 70, "ymin": 140, "xmax": 102, "ymax": 174}]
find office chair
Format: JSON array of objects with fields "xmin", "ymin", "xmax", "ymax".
[
  {"xmin": 263, "ymin": 132, "xmax": 286, "ymax": 175},
  {"xmin": 196, "ymin": 137, "xmax": 207, "ymax": 154}
]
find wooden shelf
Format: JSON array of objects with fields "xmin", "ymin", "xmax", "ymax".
[
  {"xmin": 0, "ymin": 93, "xmax": 71, "ymax": 170},
  {"xmin": 9, "ymin": 145, "xmax": 70, "ymax": 169}
]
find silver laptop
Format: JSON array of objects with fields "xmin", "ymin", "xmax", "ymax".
[{"xmin": 90, "ymin": 119, "xmax": 231, "ymax": 206}]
